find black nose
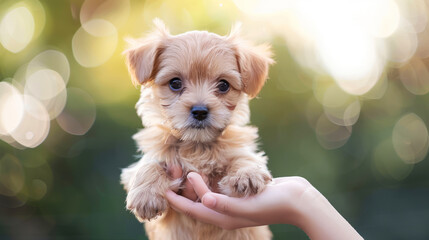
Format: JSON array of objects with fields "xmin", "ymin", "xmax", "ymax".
[{"xmin": 191, "ymin": 105, "xmax": 208, "ymax": 121}]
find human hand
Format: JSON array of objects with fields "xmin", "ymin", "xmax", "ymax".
[
  {"xmin": 165, "ymin": 169, "xmax": 363, "ymax": 240},
  {"xmin": 166, "ymin": 164, "xmax": 200, "ymax": 202},
  {"xmin": 165, "ymin": 171, "xmax": 311, "ymax": 229}
]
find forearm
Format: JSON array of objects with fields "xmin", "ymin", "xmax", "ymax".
[{"xmin": 293, "ymin": 187, "xmax": 363, "ymax": 240}]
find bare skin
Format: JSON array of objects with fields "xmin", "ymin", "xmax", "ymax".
[{"xmin": 166, "ymin": 167, "xmax": 363, "ymax": 240}]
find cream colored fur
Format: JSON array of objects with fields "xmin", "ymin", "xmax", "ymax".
[{"xmin": 121, "ymin": 19, "xmax": 274, "ymax": 240}]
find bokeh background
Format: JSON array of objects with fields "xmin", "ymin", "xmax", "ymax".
[{"xmin": 1, "ymin": 0, "xmax": 429, "ymax": 239}]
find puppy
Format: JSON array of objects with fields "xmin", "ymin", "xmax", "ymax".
[{"xmin": 121, "ymin": 19, "xmax": 274, "ymax": 240}]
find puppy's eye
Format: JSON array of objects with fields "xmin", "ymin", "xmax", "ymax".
[
  {"xmin": 217, "ymin": 80, "xmax": 230, "ymax": 93},
  {"xmin": 169, "ymin": 78, "xmax": 182, "ymax": 91}
]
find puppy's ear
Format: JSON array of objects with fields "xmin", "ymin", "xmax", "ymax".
[
  {"xmin": 227, "ymin": 23, "xmax": 274, "ymax": 98},
  {"xmin": 124, "ymin": 19, "xmax": 170, "ymax": 85}
]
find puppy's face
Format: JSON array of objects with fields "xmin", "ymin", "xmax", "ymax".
[{"xmin": 125, "ymin": 20, "xmax": 273, "ymax": 142}]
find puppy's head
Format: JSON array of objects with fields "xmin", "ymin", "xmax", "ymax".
[{"xmin": 125, "ymin": 19, "xmax": 273, "ymax": 142}]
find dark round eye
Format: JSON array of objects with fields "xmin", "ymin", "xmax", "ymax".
[
  {"xmin": 169, "ymin": 78, "xmax": 182, "ymax": 91},
  {"xmin": 217, "ymin": 80, "xmax": 230, "ymax": 93}
]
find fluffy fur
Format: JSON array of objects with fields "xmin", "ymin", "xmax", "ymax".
[{"xmin": 121, "ymin": 19, "xmax": 274, "ymax": 240}]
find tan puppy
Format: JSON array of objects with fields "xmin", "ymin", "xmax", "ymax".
[{"xmin": 121, "ymin": 19, "xmax": 274, "ymax": 240}]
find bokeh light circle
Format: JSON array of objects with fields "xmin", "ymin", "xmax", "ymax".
[
  {"xmin": 28, "ymin": 179, "xmax": 47, "ymax": 200},
  {"xmin": 321, "ymin": 85, "xmax": 361, "ymax": 126},
  {"xmin": 43, "ymin": 88, "xmax": 67, "ymax": 120},
  {"xmin": 317, "ymin": 29, "xmax": 382, "ymax": 95},
  {"xmin": 0, "ymin": 6, "xmax": 35, "ymax": 53},
  {"xmin": 372, "ymin": 140, "xmax": 413, "ymax": 181},
  {"xmin": 0, "ymin": 154, "xmax": 25, "ymax": 197},
  {"xmin": 24, "ymin": 69, "xmax": 68, "ymax": 119},
  {"xmin": 316, "ymin": 114, "xmax": 352, "ymax": 149},
  {"xmin": 399, "ymin": 58, "xmax": 429, "ymax": 95},
  {"xmin": 10, "ymin": 95, "xmax": 50, "ymax": 148},
  {"xmin": 362, "ymin": 74, "xmax": 388, "ymax": 100},
  {"xmin": 80, "ymin": 0, "xmax": 130, "ymax": 32},
  {"xmin": 0, "ymin": 82, "xmax": 24, "ymax": 135},
  {"xmin": 72, "ymin": 19, "xmax": 118, "ymax": 68},
  {"xmin": 385, "ymin": 20, "xmax": 418, "ymax": 64},
  {"xmin": 25, "ymin": 69, "xmax": 66, "ymax": 101},
  {"xmin": 396, "ymin": 0, "xmax": 428, "ymax": 33},
  {"xmin": 392, "ymin": 113, "xmax": 429, "ymax": 164},
  {"xmin": 27, "ymin": 50, "xmax": 70, "ymax": 84},
  {"xmin": 325, "ymin": 100, "xmax": 361, "ymax": 127},
  {"xmin": 364, "ymin": 0, "xmax": 400, "ymax": 38},
  {"xmin": 57, "ymin": 88, "xmax": 96, "ymax": 135}
]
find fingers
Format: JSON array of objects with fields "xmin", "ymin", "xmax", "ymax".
[
  {"xmin": 168, "ymin": 171, "xmax": 261, "ymax": 224},
  {"xmin": 182, "ymin": 175, "xmax": 198, "ymax": 201},
  {"xmin": 166, "ymin": 167, "xmax": 212, "ymax": 202},
  {"xmin": 187, "ymin": 172, "xmax": 211, "ymax": 199},
  {"xmin": 166, "ymin": 165, "xmax": 199, "ymax": 201},
  {"xmin": 200, "ymin": 192, "xmax": 257, "ymax": 218},
  {"xmin": 165, "ymin": 190, "xmax": 226, "ymax": 225},
  {"xmin": 186, "ymin": 172, "xmax": 258, "ymax": 218},
  {"xmin": 165, "ymin": 190, "xmax": 258, "ymax": 229}
]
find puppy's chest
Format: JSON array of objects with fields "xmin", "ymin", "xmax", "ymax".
[{"xmin": 175, "ymin": 143, "xmax": 229, "ymax": 176}]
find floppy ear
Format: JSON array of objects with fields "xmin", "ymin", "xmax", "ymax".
[
  {"xmin": 227, "ymin": 23, "xmax": 274, "ymax": 98},
  {"xmin": 124, "ymin": 19, "xmax": 170, "ymax": 85}
]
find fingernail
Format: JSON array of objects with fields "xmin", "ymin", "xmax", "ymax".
[
  {"xmin": 202, "ymin": 194, "xmax": 216, "ymax": 208},
  {"xmin": 187, "ymin": 172, "xmax": 195, "ymax": 184}
]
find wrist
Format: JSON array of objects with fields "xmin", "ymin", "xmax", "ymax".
[
  {"xmin": 293, "ymin": 186, "xmax": 326, "ymax": 233},
  {"xmin": 290, "ymin": 185, "xmax": 324, "ymax": 231},
  {"xmin": 292, "ymin": 187, "xmax": 363, "ymax": 240},
  {"xmin": 277, "ymin": 178, "xmax": 320, "ymax": 228}
]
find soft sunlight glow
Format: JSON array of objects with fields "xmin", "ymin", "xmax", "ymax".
[
  {"xmin": 0, "ymin": 6, "xmax": 35, "ymax": 53},
  {"xmin": 364, "ymin": 0, "xmax": 400, "ymax": 38},
  {"xmin": 301, "ymin": 0, "xmax": 384, "ymax": 95},
  {"xmin": 233, "ymin": 0, "xmax": 416, "ymax": 96},
  {"xmin": 233, "ymin": 0, "xmax": 289, "ymax": 15},
  {"xmin": 317, "ymin": 29, "xmax": 382, "ymax": 95},
  {"xmin": 397, "ymin": 0, "xmax": 428, "ymax": 33},
  {"xmin": 385, "ymin": 20, "xmax": 418, "ymax": 64}
]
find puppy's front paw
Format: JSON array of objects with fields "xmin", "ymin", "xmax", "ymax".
[
  {"xmin": 219, "ymin": 167, "xmax": 272, "ymax": 197},
  {"xmin": 126, "ymin": 189, "xmax": 167, "ymax": 222}
]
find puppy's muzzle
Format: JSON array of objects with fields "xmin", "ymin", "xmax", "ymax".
[{"xmin": 191, "ymin": 105, "xmax": 208, "ymax": 121}]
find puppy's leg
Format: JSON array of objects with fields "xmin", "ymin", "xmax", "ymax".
[
  {"xmin": 120, "ymin": 162, "xmax": 138, "ymax": 192},
  {"xmin": 219, "ymin": 155, "xmax": 272, "ymax": 197},
  {"xmin": 121, "ymin": 158, "xmax": 171, "ymax": 222}
]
